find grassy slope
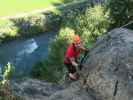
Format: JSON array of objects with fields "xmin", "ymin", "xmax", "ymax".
[{"xmin": 0, "ymin": 0, "xmax": 63, "ymax": 17}]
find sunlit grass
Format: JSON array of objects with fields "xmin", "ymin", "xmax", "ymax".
[
  {"xmin": 0, "ymin": 19, "xmax": 13, "ymax": 26},
  {"xmin": 0, "ymin": 0, "xmax": 64, "ymax": 17}
]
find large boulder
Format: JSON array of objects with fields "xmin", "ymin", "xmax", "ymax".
[{"xmin": 82, "ymin": 28, "xmax": 133, "ymax": 100}]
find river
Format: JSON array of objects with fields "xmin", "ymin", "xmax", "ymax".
[{"xmin": 0, "ymin": 32, "xmax": 56, "ymax": 78}]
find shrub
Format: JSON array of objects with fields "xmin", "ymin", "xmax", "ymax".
[
  {"xmin": 61, "ymin": 7, "xmax": 85, "ymax": 30},
  {"xmin": 0, "ymin": 27, "xmax": 18, "ymax": 36},
  {"xmin": 0, "ymin": 20, "xmax": 18, "ymax": 43},
  {"xmin": 80, "ymin": 5, "xmax": 110, "ymax": 47},
  {"xmin": 106, "ymin": 0, "xmax": 133, "ymax": 27},
  {"xmin": 11, "ymin": 14, "xmax": 51, "ymax": 36},
  {"xmin": 0, "ymin": 62, "xmax": 14, "ymax": 87},
  {"xmin": 0, "ymin": 63, "xmax": 21, "ymax": 100},
  {"xmin": 62, "ymin": 5, "xmax": 110, "ymax": 47}
]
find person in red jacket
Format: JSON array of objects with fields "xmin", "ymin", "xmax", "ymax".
[{"xmin": 64, "ymin": 34, "xmax": 89, "ymax": 80}]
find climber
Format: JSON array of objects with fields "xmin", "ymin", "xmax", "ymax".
[{"xmin": 64, "ymin": 34, "xmax": 89, "ymax": 80}]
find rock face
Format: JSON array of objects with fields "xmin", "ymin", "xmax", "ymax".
[
  {"xmin": 12, "ymin": 79, "xmax": 95, "ymax": 100},
  {"xmin": 82, "ymin": 28, "xmax": 133, "ymax": 100},
  {"xmin": 11, "ymin": 79, "xmax": 64, "ymax": 100},
  {"xmin": 48, "ymin": 81, "xmax": 94, "ymax": 100}
]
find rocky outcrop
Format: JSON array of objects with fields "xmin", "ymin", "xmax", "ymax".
[
  {"xmin": 82, "ymin": 28, "xmax": 133, "ymax": 100},
  {"xmin": 11, "ymin": 78, "xmax": 64, "ymax": 100},
  {"xmin": 12, "ymin": 78, "xmax": 96, "ymax": 100}
]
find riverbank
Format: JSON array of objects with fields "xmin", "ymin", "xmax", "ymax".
[{"xmin": 0, "ymin": 0, "xmax": 88, "ymax": 44}]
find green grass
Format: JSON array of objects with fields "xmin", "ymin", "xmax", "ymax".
[{"xmin": 0, "ymin": 0, "xmax": 65, "ymax": 17}]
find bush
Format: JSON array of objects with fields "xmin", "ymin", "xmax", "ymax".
[
  {"xmin": 61, "ymin": 6, "xmax": 85, "ymax": 30},
  {"xmin": 106, "ymin": 0, "xmax": 133, "ymax": 27},
  {"xmin": 0, "ymin": 20, "xmax": 18, "ymax": 43},
  {"xmin": 0, "ymin": 62, "xmax": 14, "ymax": 87},
  {"xmin": 0, "ymin": 63, "xmax": 21, "ymax": 100},
  {"xmin": 11, "ymin": 13, "xmax": 61, "ymax": 37},
  {"xmin": 79, "ymin": 5, "xmax": 110, "ymax": 46},
  {"xmin": 62, "ymin": 5, "xmax": 110, "ymax": 47}
]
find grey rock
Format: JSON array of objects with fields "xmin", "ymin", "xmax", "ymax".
[
  {"xmin": 11, "ymin": 79, "xmax": 95, "ymax": 100},
  {"xmin": 82, "ymin": 28, "xmax": 133, "ymax": 100},
  {"xmin": 11, "ymin": 78, "xmax": 64, "ymax": 100},
  {"xmin": 49, "ymin": 81, "xmax": 94, "ymax": 100}
]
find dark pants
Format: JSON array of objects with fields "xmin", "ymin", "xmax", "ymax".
[{"xmin": 64, "ymin": 63, "xmax": 76, "ymax": 74}]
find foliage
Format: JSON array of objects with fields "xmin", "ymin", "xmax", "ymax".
[
  {"xmin": 11, "ymin": 14, "xmax": 46, "ymax": 35},
  {"xmin": 79, "ymin": 5, "xmax": 110, "ymax": 46},
  {"xmin": 0, "ymin": 27, "xmax": 18, "ymax": 37},
  {"xmin": 62, "ymin": 4, "xmax": 110, "ymax": 47},
  {"xmin": 0, "ymin": 62, "xmax": 14, "ymax": 87},
  {"xmin": 0, "ymin": 63, "xmax": 21, "ymax": 100},
  {"xmin": 62, "ymin": 0, "xmax": 80, "ymax": 3},
  {"xmin": 106, "ymin": 0, "xmax": 133, "ymax": 27},
  {"xmin": 0, "ymin": 20, "xmax": 18, "ymax": 43},
  {"xmin": 61, "ymin": 8, "xmax": 85, "ymax": 30},
  {"xmin": 11, "ymin": 13, "xmax": 60, "ymax": 36}
]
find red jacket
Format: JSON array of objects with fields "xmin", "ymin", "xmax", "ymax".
[{"xmin": 64, "ymin": 43, "xmax": 81, "ymax": 64}]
